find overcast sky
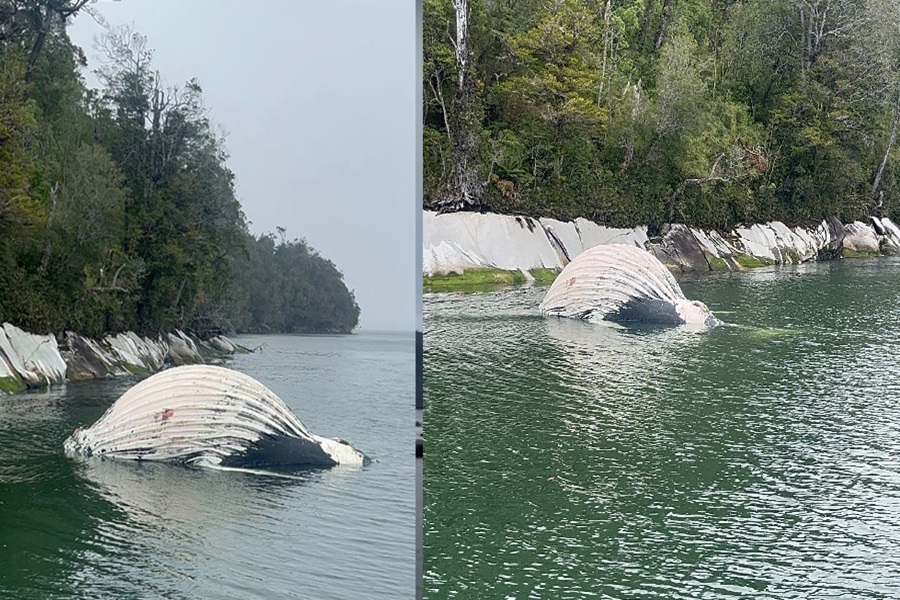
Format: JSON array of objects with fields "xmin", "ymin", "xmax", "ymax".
[{"xmin": 68, "ymin": 1, "xmax": 416, "ymax": 332}]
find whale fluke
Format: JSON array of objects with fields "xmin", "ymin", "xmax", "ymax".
[
  {"xmin": 539, "ymin": 244, "xmax": 721, "ymax": 327},
  {"xmin": 63, "ymin": 365, "xmax": 367, "ymax": 468}
]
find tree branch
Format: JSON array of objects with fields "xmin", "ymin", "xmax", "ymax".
[{"xmin": 667, "ymin": 153, "xmax": 728, "ymax": 206}]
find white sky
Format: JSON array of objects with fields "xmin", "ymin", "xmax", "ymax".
[{"xmin": 68, "ymin": 0, "xmax": 416, "ymax": 332}]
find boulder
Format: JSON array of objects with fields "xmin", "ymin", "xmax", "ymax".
[
  {"xmin": 207, "ymin": 335, "xmax": 237, "ymax": 354},
  {"xmin": 873, "ymin": 217, "xmax": 900, "ymax": 255},
  {"xmin": 0, "ymin": 323, "xmax": 67, "ymax": 387},
  {"xmin": 842, "ymin": 221, "xmax": 881, "ymax": 255},
  {"xmin": 62, "ymin": 332, "xmax": 115, "ymax": 381},
  {"xmin": 647, "ymin": 224, "xmax": 711, "ymax": 272}
]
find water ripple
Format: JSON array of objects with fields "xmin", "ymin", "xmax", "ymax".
[
  {"xmin": 0, "ymin": 332, "xmax": 413, "ymax": 600},
  {"xmin": 425, "ymin": 259, "xmax": 900, "ymax": 599}
]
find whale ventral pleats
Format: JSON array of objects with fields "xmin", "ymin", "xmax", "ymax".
[
  {"xmin": 63, "ymin": 364, "xmax": 367, "ymax": 469},
  {"xmin": 539, "ymin": 244, "xmax": 721, "ymax": 327}
]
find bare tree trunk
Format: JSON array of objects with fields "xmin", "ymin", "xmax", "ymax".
[
  {"xmin": 440, "ymin": 0, "xmax": 484, "ymax": 212},
  {"xmin": 25, "ymin": 0, "xmax": 92, "ymax": 84},
  {"xmin": 24, "ymin": 5, "xmax": 54, "ymax": 84},
  {"xmin": 666, "ymin": 154, "xmax": 728, "ymax": 219},
  {"xmin": 173, "ymin": 277, "xmax": 187, "ymax": 311},
  {"xmin": 598, "ymin": 0, "xmax": 612, "ymax": 107},
  {"xmin": 427, "ymin": 73, "xmax": 452, "ymax": 141},
  {"xmin": 622, "ymin": 80, "xmax": 642, "ymax": 169},
  {"xmin": 799, "ymin": 6, "xmax": 806, "ymax": 70},
  {"xmin": 873, "ymin": 89, "xmax": 900, "ymax": 198},
  {"xmin": 641, "ymin": 0, "xmax": 657, "ymax": 50},
  {"xmin": 806, "ymin": 3, "xmax": 815, "ymax": 67},
  {"xmin": 39, "ymin": 182, "xmax": 59, "ymax": 273},
  {"xmin": 654, "ymin": 0, "xmax": 675, "ymax": 51}
]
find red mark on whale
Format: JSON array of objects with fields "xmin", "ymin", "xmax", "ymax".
[
  {"xmin": 153, "ymin": 409, "xmax": 174, "ymax": 423},
  {"xmin": 566, "ymin": 276, "xmax": 577, "ymax": 287}
]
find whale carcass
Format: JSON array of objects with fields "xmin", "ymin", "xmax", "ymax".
[
  {"xmin": 64, "ymin": 365, "xmax": 367, "ymax": 468},
  {"xmin": 539, "ymin": 244, "xmax": 721, "ymax": 327}
]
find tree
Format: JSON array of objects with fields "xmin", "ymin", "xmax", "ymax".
[
  {"xmin": 0, "ymin": 13, "xmax": 359, "ymax": 336},
  {"xmin": 438, "ymin": 0, "xmax": 485, "ymax": 212},
  {"xmin": 17, "ymin": 0, "xmax": 95, "ymax": 84}
]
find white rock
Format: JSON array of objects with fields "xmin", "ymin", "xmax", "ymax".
[
  {"xmin": 874, "ymin": 217, "xmax": 900, "ymax": 253},
  {"xmin": 538, "ymin": 218, "xmax": 583, "ymax": 264},
  {"xmin": 704, "ymin": 230, "xmax": 742, "ymax": 258},
  {"xmin": 0, "ymin": 353, "xmax": 20, "ymax": 386},
  {"xmin": 105, "ymin": 333, "xmax": 146, "ymax": 371},
  {"xmin": 573, "ymin": 218, "xmax": 648, "ymax": 251},
  {"xmin": 423, "ymin": 211, "xmax": 654, "ymax": 276},
  {"xmin": 422, "ymin": 211, "xmax": 561, "ymax": 276},
  {"xmin": 208, "ymin": 335, "xmax": 237, "ymax": 354},
  {"xmin": 766, "ymin": 222, "xmax": 798, "ymax": 263},
  {"xmin": 167, "ymin": 331, "xmax": 203, "ymax": 364},
  {"xmin": 103, "ymin": 332, "xmax": 169, "ymax": 373},
  {"xmin": 0, "ymin": 323, "xmax": 67, "ymax": 387},
  {"xmin": 842, "ymin": 221, "xmax": 880, "ymax": 253},
  {"xmin": 423, "ymin": 240, "xmax": 483, "ymax": 275},
  {"xmin": 733, "ymin": 225, "xmax": 777, "ymax": 261},
  {"xmin": 788, "ymin": 225, "xmax": 821, "ymax": 261},
  {"xmin": 422, "ymin": 210, "xmax": 884, "ymax": 276},
  {"xmin": 689, "ymin": 228, "xmax": 723, "ymax": 258}
]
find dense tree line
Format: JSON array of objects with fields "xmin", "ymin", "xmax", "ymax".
[
  {"xmin": 230, "ymin": 232, "xmax": 361, "ymax": 334},
  {"xmin": 424, "ymin": 0, "xmax": 900, "ymax": 232},
  {"xmin": 0, "ymin": 1, "xmax": 359, "ymax": 336}
]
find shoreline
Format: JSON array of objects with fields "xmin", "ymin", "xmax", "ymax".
[
  {"xmin": 0, "ymin": 325, "xmax": 244, "ymax": 395},
  {"xmin": 422, "ymin": 210, "xmax": 900, "ymax": 292},
  {"xmin": 0, "ymin": 327, "xmax": 378, "ymax": 395}
]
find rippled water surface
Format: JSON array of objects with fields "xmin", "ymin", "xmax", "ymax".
[
  {"xmin": 0, "ymin": 332, "xmax": 414, "ymax": 599},
  {"xmin": 424, "ymin": 258, "xmax": 900, "ymax": 598}
]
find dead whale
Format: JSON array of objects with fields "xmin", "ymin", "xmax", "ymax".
[
  {"xmin": 539, "ymin": 244, "xmax": 722, "ymax": 327},
  {"xmin": 63, "ymin": 364, "xmax": 367, "ymax": 469}
]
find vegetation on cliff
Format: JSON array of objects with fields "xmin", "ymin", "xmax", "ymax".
[
  {"xmin": 0, "ymin": 2, "xmax": 359, "ymax": 336},
  {"xmin": 424, "ymin": 0, "xmax": 900, "ymax": 231}
]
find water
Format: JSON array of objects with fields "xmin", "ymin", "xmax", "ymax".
[
  {"xmin": 423, "ymin": 258, "xmax": 900, "ymax": 599},
  {"xmin": 0, "ymin": 331, "xmax": 415, "ymax": 600}
]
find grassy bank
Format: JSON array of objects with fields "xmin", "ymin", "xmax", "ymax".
[{"xmin": 423, "ymin": 268, "xmax": 559, "ymax": 293}]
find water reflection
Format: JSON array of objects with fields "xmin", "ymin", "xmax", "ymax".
[{"xmin": 62, "ymin": 459, "xmax": 315, "ymax": 597}]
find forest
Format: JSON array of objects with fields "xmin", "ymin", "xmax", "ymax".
[
  {"xmin": 0, "ymin": 1, "xmax": 360, "ymax": 337},
  {"xmin": 424, "ymin": 0, "xmax": 900, "ymax": 232}
]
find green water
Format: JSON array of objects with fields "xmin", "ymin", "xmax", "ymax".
[
  {"xmin": 424, "ymin": 258, "xmax": 900, "ymax": 599},
  {"xmin": 0, "ymin": 331, "xmax": 415, "ymax": 599}
]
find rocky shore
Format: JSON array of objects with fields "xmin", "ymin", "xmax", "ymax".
[
  {"xmin": 0, "ymin": 324, "xmax": 244, "ymax": 394},
  {"xmin": 423, "ymin": 210, "xmax": 900, "ymax": 280}
]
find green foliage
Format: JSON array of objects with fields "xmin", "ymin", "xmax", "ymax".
[
  {"xmin": 529, "ymin": 268, "xmax": 559, "ymax": 284},
  {"xmin": 424, "ymin": 0, "xmax": 900, "ymax": 230},
  {"xmin": 229, "ymin": 235, "xmax": 360, "ymax": 334},
  {"xmin": 0, "ymin": 375, "xmax": 26, "ymax": 394},
  {"xmin": 735, "ymin": 255, "xmax": 774, "ymax": 268},
  {"xmin": 423, "ymin": 267, "xmax": 527, "ymax": 292},
  {"xmin": 0, "ymin": 50, "xmax": 41, "ymax": 229},
  {"xmin": 0, "ymin": 18, "xmax": 360, "ymax": 336}
]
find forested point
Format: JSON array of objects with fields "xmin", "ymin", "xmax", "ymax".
[
  {"xmin": 424, "ymin": 0, "xmax": 900, "ymax": 232},
  {"xmin": 0, "ymin": 1, "xmax": 360, "ymax": 337}
]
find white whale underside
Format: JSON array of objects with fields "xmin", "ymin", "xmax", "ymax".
[
  {"xmin": 63, "ymin": 365, "xmax": 367, "ymax": 468},
  {"xmin": 539, "ymin": 244, "xmax": 721, "ymax": 327}
]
